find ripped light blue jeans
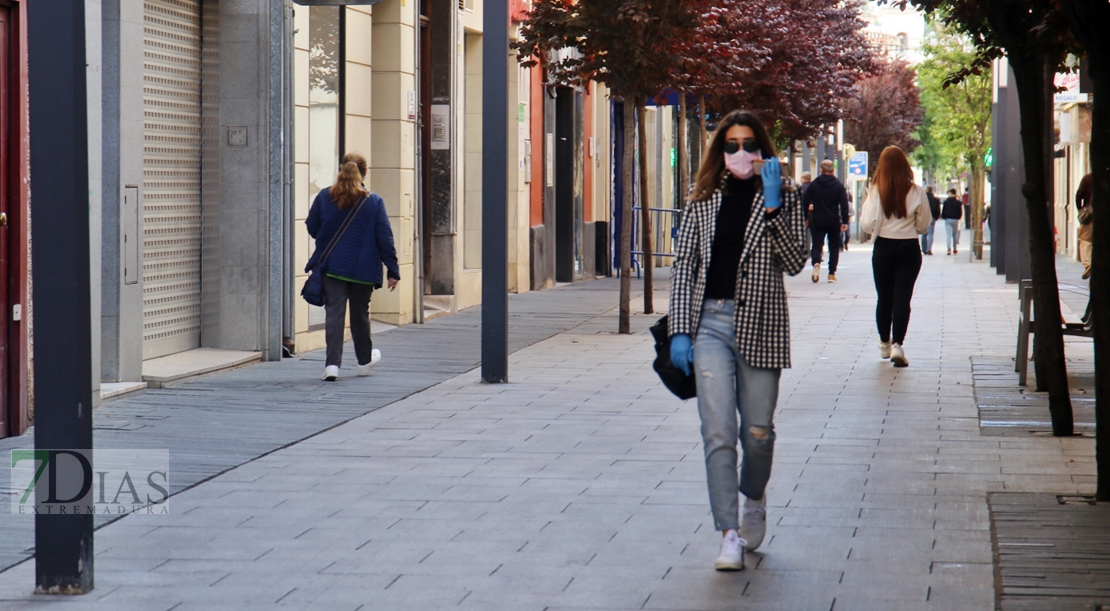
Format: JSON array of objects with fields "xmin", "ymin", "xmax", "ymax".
[{"xmin": 693, "ymin": 299, "xmax": 781, "ymax": 532}]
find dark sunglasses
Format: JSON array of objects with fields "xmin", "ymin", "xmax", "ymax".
[{"xmin": 724, "ymin": 138, "xmax": 761, "ymax": 155}]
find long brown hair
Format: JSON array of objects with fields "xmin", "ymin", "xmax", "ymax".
[
  {"xmin": 689, "ymin": 110, "xmax": 776, "ymax": 203},
  {"xmin": 871, "ymin": 146, "xmax": 914, "ymax": 219},
  {"xmin": 332, "ymin": 152, "xmax": 368, "ymax": 210}
]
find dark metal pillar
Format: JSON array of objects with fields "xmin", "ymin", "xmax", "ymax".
[
  {"xmin": 28, "ymin": 0, "xmax": 94, "ymax": 594},
  {"xmin": 481, "ymin": 0, "xmax": 508, "ymax": 383}
]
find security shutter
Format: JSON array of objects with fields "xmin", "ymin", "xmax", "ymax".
[{"xmin": 142, "ymin": 0, "xmax": 203, "ymax": 360}]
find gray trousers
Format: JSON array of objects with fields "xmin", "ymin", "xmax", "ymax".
[
  {"xmin": 324, "ymin": 275, "xmax": 375, "ymax": 367},
  {"xmin": 693, "ymin": 299, "xmax": 781, "ymax": 532}
]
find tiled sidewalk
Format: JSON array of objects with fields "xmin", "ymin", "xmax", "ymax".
[{"xmin": 0, "ymin": 234, "xmax": 1096, "ymax": 611}]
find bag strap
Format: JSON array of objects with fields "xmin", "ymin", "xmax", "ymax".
[{"xmin": 319, "ymin": 196, "xmax": 366, "ymax": 264}]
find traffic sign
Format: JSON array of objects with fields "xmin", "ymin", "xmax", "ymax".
[{"xmin": 848, "ymin": 152, "xmax": 868, "ymax": 180}]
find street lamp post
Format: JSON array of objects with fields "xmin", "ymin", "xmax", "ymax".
[
  {"xmin": 28, "ymin": 0, "xmax": 95, "ymax": 594},
  {"xmin": 481, "ymin": 0, "xmax": 509, "ymax": 383}
]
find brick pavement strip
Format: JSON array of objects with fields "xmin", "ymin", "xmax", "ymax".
[{"xmin": 0, "ymin": 239, "xmax": 1098, "ymax": 611}]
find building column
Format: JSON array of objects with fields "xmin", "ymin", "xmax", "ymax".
[{"xmin": 370, "ymin": 0, "xmax": 417, "ymax": 326}]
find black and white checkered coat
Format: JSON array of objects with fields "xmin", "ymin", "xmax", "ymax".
[{"xmin": 669, "ymin": 172, "xmax": 808, "ymax": 369}]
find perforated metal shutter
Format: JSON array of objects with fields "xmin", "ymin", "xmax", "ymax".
[{"xmin": 142, "ymin": 0, "xmax": 203, "ymax": 360}]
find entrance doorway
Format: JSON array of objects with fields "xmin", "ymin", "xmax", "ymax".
[{"xmin": 554, "ymin": 87, "xmax": 583, "ymax": 283}]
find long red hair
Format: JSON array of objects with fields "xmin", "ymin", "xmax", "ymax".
[
  {"xmin": 871, "ymin": 146, "xmax": 914, "ymax": 219},
  {"xmin": 332, "ymin": 152, "xmax": 368, "ymax": 210}
]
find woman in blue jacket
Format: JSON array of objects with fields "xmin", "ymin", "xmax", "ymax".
[{"xmin": 306, "ymin": 152, "xmax": 401, "ymax": 381}]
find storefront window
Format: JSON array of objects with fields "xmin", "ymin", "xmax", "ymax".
[
  {"xmin": 308, "ymin": 7, "xmax": 342, "ymax": 327},
  {"xmin": 309, "ymin": 7, "xmax": 341, "ymax": 197}
]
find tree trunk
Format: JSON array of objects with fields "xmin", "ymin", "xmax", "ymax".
[
  {"xmin": 678, "ymin": 94, "xmax": 689, "ymax": 207},
  {"xmin": 699, "ymin": 95, "xmax": 708, "ymax": 154},
  {"xmin": 1089, "ymin": 60, "xmax": 1110, "ymax": 500},
  {"xmin": 1008, "ymin": 52, "xmax": 1074, "ymax": 435},
  {"xmin": 972, "ymin": 163, "xmax": 986, "ymax": 260},
  {"xmin": 619, "ymin": 101, "xmax": 635, "ymax": 334},
  {"xmin": 1057, "ymin": 0, "xmax": 1110, "ymax": 498},
  {"xmin": 638, "ymin": 99, "xmax": 654, "ymax": 315}
]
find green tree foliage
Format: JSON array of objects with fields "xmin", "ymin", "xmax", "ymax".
[{"xmin": 916, "ymin": 29, "xmax": 991, "ymax": 257}]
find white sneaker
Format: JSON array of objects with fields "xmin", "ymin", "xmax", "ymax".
[
  {"xmin": 322, "ymin": 365, "xmax": 339, "ymax": 381},
  {"xmin": 811, "ymin": 263, "xmax": 821, "ymax": 283},
  {"xmin": 357, "ymin": 349, "xmax": 382, "ymax": 376},
  {"xmin": 890, "ymin": 343, "xmax": 908, "ymax": 367},
  {"xmin": 739, "ymin": 496, "xmax": 767, "ymax": 552},
  {"xmin": 715, "ymin": 530, "xmax": 745, "ymax": 571},
  {"xmin": 878, "ymin": 340, "xmax": 891, "ymax": 359}
]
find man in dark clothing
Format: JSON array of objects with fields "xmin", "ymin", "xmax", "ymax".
[
  {"xmin": 941, "ymin": 188, "xmax": 963, "ymax": 255},
  {"xmin": 920, "ymin": 185, "xmax": 941, "ymax": 255},
  {"xmin": 802, "ymin": 160, "xmax": 850, "ymax": 283}
]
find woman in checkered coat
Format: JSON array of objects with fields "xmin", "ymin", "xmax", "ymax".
[{"xmin": 668, "ymin": 110, "xmax": 807, "ymax": 571}]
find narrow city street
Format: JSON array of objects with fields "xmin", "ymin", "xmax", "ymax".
[{"xmin": 0, "ymin": 235, "xmax": 1097, "ymax": 611}]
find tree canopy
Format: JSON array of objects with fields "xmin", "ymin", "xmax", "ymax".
[
  {"xmin": 915, "ymin": 28, "xmax": 992, "ymax": 182},
  {"xmin": 842, "ymin": 59, "xmax": 924, "ymax": 173}
]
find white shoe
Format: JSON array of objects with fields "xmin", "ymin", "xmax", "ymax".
[
  {"xmin": 811, "ymin": 263, "xmax": 820, "ymax": 283},
  {"xmin": 890, "ymin": 343, "xmax": 908, "ymax": 367},
  {"xmin": 322, "ymin": 365, "xmax": 339, "ymax": 381},
  {"xmin": 878, "ymin": 340, "xmax": 891, "ymax": 360},
  {"xmin": 715, "ymin": 530, "xmax": 745, "ymax": 571},
  {"xmin": 357, "ymin": 349, "xmax": 382, "ymax": 376},
  {"xmin": 739, "ymin": 496, "xmax": 767, "ymax": 552}
]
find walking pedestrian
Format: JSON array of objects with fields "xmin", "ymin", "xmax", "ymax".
[
  {"xmin": 668, "ymin": 110, "xmax": 807, "ymax": 571},
  {"xmin": 841, "ymin": 192, "xmax": 854, "ymax": 251},
  {"xmin": 306, "ymin": 152, "xmax": 401, "ymax": 381},
  {"xmin": 941, "ymin": 188, "xmax": 962, "ymax": 255},
  {"xmin": 1076, "ymin": 173, "xmax": 1094, "ymax": 280},
  {"xmin": 920, "ymin": 185, "xmax": 941, "ymax": 255},
  {"xmin": 860, "ymin": 146, "xmax": 932, "ymax": 367},
  {"xmin": 962, "ymin": 189, "xmax": 971, "ymax": 230},
  {"xmin": 803, "ymin": 160, "xmax": 851, "ymax": 283}
]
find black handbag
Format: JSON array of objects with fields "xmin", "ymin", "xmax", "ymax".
[
  {"xmin": 302, "ymin": 197, "xmax": 366, "ymax": 307},
  {"xmin": 650, "ymin": 315, "xmax": 697, "ymax": 400}
]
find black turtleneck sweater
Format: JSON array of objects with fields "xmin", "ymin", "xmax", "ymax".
[{"xmin": 704, "ymin": 176, "xmax": 757, "ymax": 300}]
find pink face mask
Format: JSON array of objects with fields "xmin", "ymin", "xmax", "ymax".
[{"xmin": 725, "ymin": 149, "xmax": 762, "ymax": 179}]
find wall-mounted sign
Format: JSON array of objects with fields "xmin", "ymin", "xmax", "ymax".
[
  {"xmin": 848, "ymin": 151, "xmax": 868, "ymax": 180},
  {"xmin": 407, "ymin": 90, "xmax": 417, "ymax": 121}
]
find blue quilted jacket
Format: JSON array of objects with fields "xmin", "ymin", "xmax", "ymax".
[{"xmin": 306, "ymin": 187, "xmax": 401, "ymax": 285}]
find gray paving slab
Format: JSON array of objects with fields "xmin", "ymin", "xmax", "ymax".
[{"xmin": 0, "ymin": 234, "xmax": 1098, "ymax": 610}]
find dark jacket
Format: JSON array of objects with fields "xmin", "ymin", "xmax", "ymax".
[
  {"xmin": 927, "ymin": 193, "xmax": 942, "ymax": 220},
  {"xmin": 801, "ymin": 174, "xmax": 850, "ymax": 228},
  {"xmin": 941, "ymin": 196, "xmax": 963, "ymax": 220},
  {"xmin": 306, "ymin": 187, "xmax": 401, "ymax": 285}
]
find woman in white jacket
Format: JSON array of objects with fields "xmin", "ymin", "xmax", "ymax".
[{"xmin": 860, "ymin": 146, "xmax": 933, "ymax": 367}]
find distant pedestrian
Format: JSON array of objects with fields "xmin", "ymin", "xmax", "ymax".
[
  {"xmin": 669, "ymin": 110, "xmax": 807, "ymax": 571},
  {"xmin": 860, "ymin": 146, "xmax": 932, "ymax": 367},
  {"xmin": 800, "ymin": 171, "xmax": 813, "ymax": 192},
  {"xmin": 920, "ymin": 185, "xmax": 941, "ymax": 255},
  {"xmin": 941, "ymin": 188, "xmax": 963, "ymax": 255},
  {"xmin": 962, "ymin": 189, "xmax": 971, "ymax": 230},
  {"xmin": 1076, "ymin": 173, "xmax": 1094, "ymax": 280},
  {"xmin": 803, "ymin": 160, "xmax": 851, "ymax": 283},
  {"xmin": 841, "ymin": 192, "xmax": 854, "ymax": 251},
  {"xmin": 306, "ymin": 152, "xmax": 401, "ymax": 381}
]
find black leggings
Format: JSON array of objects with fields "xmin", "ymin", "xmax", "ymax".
[{"xmin": 872, "ymin": 237, "xmax": 922, "ymax": 344}]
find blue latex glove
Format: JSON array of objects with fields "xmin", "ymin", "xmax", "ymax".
[
  {"xmin": 762, "ymin": 157, "xmax": 782, "ymax": 209},
  {"xmin": 670, "ymin": 333, "xmax": 693, "ymax": 376}
]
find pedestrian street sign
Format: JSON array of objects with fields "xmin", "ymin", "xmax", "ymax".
[{"xmin": 848, "ymin": 152, "xmax": 868, "ymax": 180}]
